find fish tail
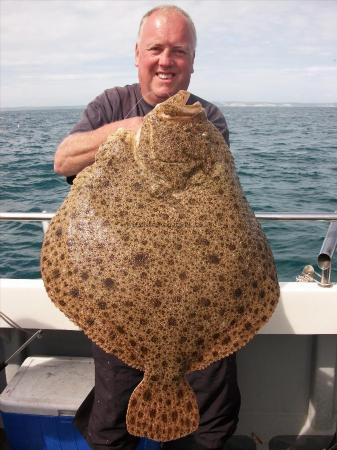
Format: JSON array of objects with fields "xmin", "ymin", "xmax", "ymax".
[{"xmin": 126, "ymin": 377, "xmax": 199, "ymax": 442}]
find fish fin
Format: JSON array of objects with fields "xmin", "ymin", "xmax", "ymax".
[
  {"xmin": 126, "ymin": 377, "xmax": 199, "ymax": 442},
  {"xmin": 189, "ymin": 309, "xmax": 277, "ymax": 373},
  {"xmin": 189, "ymin": 341, "xmax": 236, "ymax": 372}
]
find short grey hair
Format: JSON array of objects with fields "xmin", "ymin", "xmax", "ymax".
[{"xmin": 138, "ymin": 4, "xmax": 197, "ymax": 50}]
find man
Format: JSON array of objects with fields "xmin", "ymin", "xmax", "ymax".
[{"xmin": 55, "ymin": 5, "xmax": 240, "ymax": 450}]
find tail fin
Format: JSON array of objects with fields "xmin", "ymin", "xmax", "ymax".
[{"xmin": 126, "ymin": 377, "xmax": 199, "ymax": 442}]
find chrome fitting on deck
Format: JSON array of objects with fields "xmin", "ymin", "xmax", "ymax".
[{"xmin": 297, "ymin": 211, "xmax": 337, "ymax": 287}]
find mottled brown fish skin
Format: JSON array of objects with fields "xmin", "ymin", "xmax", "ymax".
[{"xmin": 41, "ymin": 91, "xmax": 279, "ymax": 441}]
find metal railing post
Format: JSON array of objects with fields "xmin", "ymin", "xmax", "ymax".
[{"xmin": 317, "ymin": 212, "xmax": 337, "ymax": 287}]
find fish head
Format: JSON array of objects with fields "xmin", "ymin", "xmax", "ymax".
[
  {"xmin": 137, "ymin": 91, "xmax": 214, "ymax": 170},
  {"xmin": 135, "ymin": 91, "xmax": 224, "ymax": 190}
]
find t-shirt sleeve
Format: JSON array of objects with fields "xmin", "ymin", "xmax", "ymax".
[
  {"xmin": 188, "ymin": 94, "xmax": 230, "ymax": 147},
  {"xmin": 66, "ymin": 100, "xmax": 106, "ymax": 184},
  {"xmin": 70, "ymin": 102, "xmax": 104, "ymax": 134},
  {"xmin": 66, "ymin": 90, "xmax": 121, "ymax": 184},
  {"xmin": 69, "ymin": 90, "xmax": 117, "ymax": 134},
  {"xmin": 206, "ymin": 104, "xmax": 230, "ymax": 147}
]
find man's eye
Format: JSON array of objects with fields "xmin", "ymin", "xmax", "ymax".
[
  {"xmin": 174, "ymin": 48, "xmax": 187, "ymax": 55},
  {"xmin": 148, "ymin": 47, "xmax": 161, "ymax": 54}
]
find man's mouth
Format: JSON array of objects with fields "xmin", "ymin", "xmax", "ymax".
[{"xmin": 156, "ymin": 72, "xmax": 175, "ymax": 80}]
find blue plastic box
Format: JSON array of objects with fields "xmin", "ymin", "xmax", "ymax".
[{"xmin": 0, "ymin": 356, "xmax": 160, "ymax": 450}]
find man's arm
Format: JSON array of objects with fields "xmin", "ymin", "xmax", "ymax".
[{"xmin": 54, "ymin": 116, "xmax": 143, "ymax": 177}]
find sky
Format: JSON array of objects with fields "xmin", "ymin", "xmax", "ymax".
[{"xmin": 1, "ymin": 0, "xmax": 337, "ymax": 107}]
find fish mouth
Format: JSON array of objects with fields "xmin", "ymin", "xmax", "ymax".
[
  {"xmin": 152, "ymin": 91, "xmax": 201, "ymax": 119},
  {"xmin": 157, "ymin": 101, "xmax": 203, "ymax": 121},
  {"xmin": 159, "ymin": 107, "xmax": 201, "ymax": 120}
]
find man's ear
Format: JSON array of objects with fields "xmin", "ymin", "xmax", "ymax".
[
  {"xmin": 191, "ymin": 50, "xmax": 195, "ymax": 74},
  {"xmin": 135, "ymin": 43, "xmax": 139, "ymax": 67}
]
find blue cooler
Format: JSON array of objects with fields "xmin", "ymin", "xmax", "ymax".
[{"xmin": 0, "ymin": 356, "xmax": 160, "ymax": 450}]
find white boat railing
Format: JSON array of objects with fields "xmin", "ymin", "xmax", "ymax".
[
  {"xmin": 1, "ymin": 212, "xmax": 337, "ymax": 221},
  {"xmin": 0, "ymin": 211, "xmax": 336, "ymax": 286},
  {"xmin": 0, "ymin": 211, "xmax": 337, "ymax": 334}
]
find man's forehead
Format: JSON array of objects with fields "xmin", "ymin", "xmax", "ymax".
[
  {"xmin": 140, "ymin": 11, "xmax": 194, "ymax": 40},
  {"xmin": 139, "ymin": 11, "xmax": 194, "ymax": 48},
  {"xmin": 144, "ymin": 40, "xmax": 191, "ymax": 49},
  {"xmin": 144, "ymin": 10, "xmax": 186, "ymax": 27}
]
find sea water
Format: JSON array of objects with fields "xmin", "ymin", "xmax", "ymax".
[{"xmin": 0, "ymin": 105, "xmax": 336, "ymax": 281}]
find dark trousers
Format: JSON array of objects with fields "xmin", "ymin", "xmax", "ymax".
[{"xmin": 75, "ymin": 344, "xmax": 240, "ymax": 450}]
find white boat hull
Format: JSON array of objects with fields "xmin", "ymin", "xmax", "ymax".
[
  {"xmin": 1, "ymin": 279, "xmax": 336, "ymax": 334},
  {"xmin": 0, "ymin": 279, "xmax": 336, "ymax": 447}
]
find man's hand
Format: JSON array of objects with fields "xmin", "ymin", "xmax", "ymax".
[
  {"xmin": 122, "ymin": 116, "xmax": 144, "ymax": 131},
  {"xmin": 54, "ymin": 116, "xmax": 144, "ymax": 176}
]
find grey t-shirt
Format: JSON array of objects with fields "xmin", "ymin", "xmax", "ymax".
[{"xmin": 67, "ymin": 83, "xmax": 229, "ymax": 183}]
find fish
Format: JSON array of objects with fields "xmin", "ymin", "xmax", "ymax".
[{"xmin": 41, "ymin": 90, "xmax": 279, "ymax": 442}]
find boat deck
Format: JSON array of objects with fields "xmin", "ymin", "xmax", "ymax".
[{"xmin": 0, "ymin": 427, "xmax": 334, "ymax": 449}]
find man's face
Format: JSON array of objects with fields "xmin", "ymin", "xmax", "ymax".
[{"xmin": 135, "ymin": 11, "xmax": 195, "ymax": 106}]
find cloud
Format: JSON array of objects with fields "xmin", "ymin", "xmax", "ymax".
[
  {"xmin": 1, "ymin": 0, "xmax": 337, "ymax": 106},
  {"xmin": 19, "ymin": 72, "xmax": 132, "ymax": 81},
  {"xmin": 1, "ymin": 0, "xmax": 142, "ymax": 66},
  {"xmin": 191, "ymin": 64, "xmax": 337, "ymax": 103}
]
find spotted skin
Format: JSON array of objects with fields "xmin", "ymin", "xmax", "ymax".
[{"xmin": 41, "ymin": 91, "xmax": 279, "ymax": 441}]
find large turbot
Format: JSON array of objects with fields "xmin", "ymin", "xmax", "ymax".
[{"xmin": 41, "ymin": 91, "xmax": 279, "ymax": 442}]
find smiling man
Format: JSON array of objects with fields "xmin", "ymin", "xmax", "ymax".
[
  {"xmin": 54, "ymin": 5, "xmax": 239, "ymax": 450},
  {"xmin": 135, "ymin": 7, "xmax": 196, "ymax": 105},
  {"xmin": 54, "ymin": 6, "xmax": 228, "ymax": 180}
]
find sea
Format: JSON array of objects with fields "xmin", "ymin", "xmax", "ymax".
[{"xmin": 0, "ymin": 104, "xmax": 336, "ymax": 282}]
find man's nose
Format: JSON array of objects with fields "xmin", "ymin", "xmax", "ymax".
[{"xmin": 158, "ymin": 49, "xmax": 173, "ymax": 66}]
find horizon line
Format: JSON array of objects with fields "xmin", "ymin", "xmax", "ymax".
[{"xmin": 1, "ymin": 100, "xmax": 337, "ymax": 110}]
